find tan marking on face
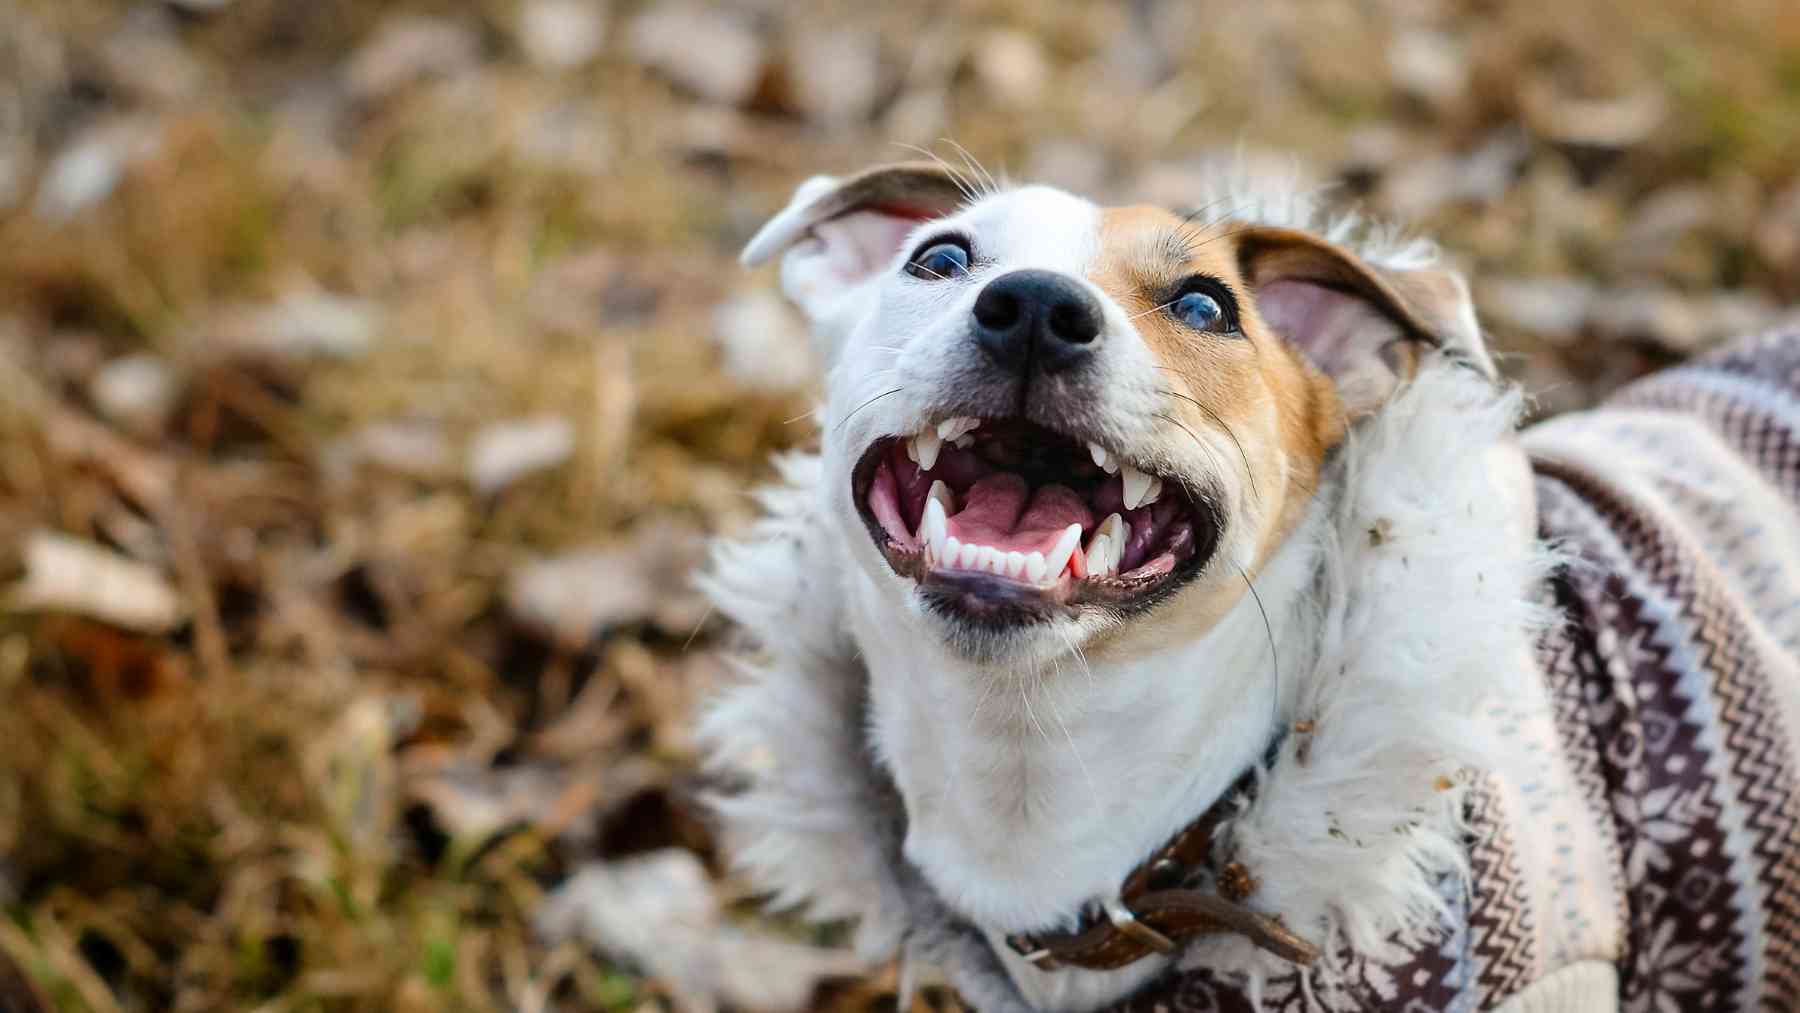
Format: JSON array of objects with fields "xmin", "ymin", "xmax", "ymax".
[
  {"xmin": 1095, "ymin": 208, "xmax": 1342, "ymax": 528},
  {"xmin": 1079, "ymin": 208, "xmax": 1348, "ymax": 657}
]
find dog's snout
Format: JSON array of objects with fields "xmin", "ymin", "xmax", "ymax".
[{"xmin": 971, "ymin": 270, "xmax": 1103, "ymax": 375}]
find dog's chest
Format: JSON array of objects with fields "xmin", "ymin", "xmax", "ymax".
[{"xmin": 849, "ymin": 576, "xmax": 1285, "ymax": 939}]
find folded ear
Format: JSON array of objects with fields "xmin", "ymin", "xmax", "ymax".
[
  {"xmin": 1236, "ymin": 227, "xmax": 1495, "ymax": 417},
  {"xmin": 741, "ymin": 163, "xmax": 969, "ymax": 362}
]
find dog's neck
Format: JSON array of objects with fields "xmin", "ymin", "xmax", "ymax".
[{"xmin": 848, "ymin": 503, "xmax": 1325, "ymax": 939}]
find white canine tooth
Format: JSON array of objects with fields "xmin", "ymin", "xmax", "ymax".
[
  {"xmin": 927, "ymin": 479, "xmax": 955, "ymax": 516},
  {"xmin": 1121, "ymin": 465, "xmax": 1154, "ymax": 510},
  {"xmin": 1087, "ymin": 514, "xmax": 1127, "ymax": 576},
  {"xmin": 1088, "ymin": 441, "xmax": 1109, "ymax": 471},
  {"xmin": 1096, "ymin": 512, "xmax": 1127, "ymax": 547},
  {"xmin": 914, "ymin": 429, "xmax": 942, "ymax": 471},
  {"xmin": 937, "ymin": 416, "xmax": 980, "ymax": 441},
  {"xmin": 1024, "ymin": 551, "xmax": 1048, "ymax": 583},
  {"xmin": 922, "ymin": 493, "xmax": 949, "ymax": 561},
  {"xmin": 1005, "ymin": 551, "xmax": 1026, "ymax": 579},
  {"xmin": 1086, "ymin": 535, "xmax": 1113, "ymax": 577},
  {"xmin": 1044, "ymin": 523, "xmax": 1083, "ymax": 580},
  {"xmin": 1141, "ymin": 476, "xmax": 1163, "ymax": 508}
]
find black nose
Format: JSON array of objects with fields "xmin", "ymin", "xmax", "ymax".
[{"xmin": 971, "ymin": 269, "xmax": 1104, "ymax": 375}]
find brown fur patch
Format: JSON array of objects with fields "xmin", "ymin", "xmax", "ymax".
[
  {"xmin": 1080, "ymin": 207, "xmax": 1459, "ymax": 659},
  {"xmin": 1090, "ymin": 207, "xmax": 1342, "ymax": 559}
]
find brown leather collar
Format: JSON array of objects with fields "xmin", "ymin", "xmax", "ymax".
[{"xmin": 1003, "ymin": 764, "xmax": 1320, "ymax": 973}]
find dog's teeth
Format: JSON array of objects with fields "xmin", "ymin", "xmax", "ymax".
[
  {"xmin": 1140, "ymin": 476, "xmax": 1163, "ymax": 508},
  {"xmin": 927, "ymin": 479, "xmax": 955, "ymax": 516},
  {"xmin": 1086, "ymin": 535, "xmax": 1112, "ymax": 577},
  {"xmin": 952, "ymin": 435, "xmax": 974, "ymax": 448},
  {"xmin": 1006, "ymin": 551, "xmax": 1027, "ymax": 579},
  {"xmin": 1086, "ymin": 514, "xmax": 1126, "ymax": 577},
  {"xmin": 937, "ymin": 416, "xmax": 979, "ymax": 441},
  {"xmin": 1088, "ymin": 441, "xmax": 1108, "ymax": 470},
  {"xmin": 1045, "ymin": 523, "xmax": 1082, "ymax": 579},
  {"xmin": 943, "ymin": 534, "xmax": 962, "ymax": 567},
  {"xmin": 922, "ymin": 488, "xmax": 950, "ymax": 561},
  {"xmin": 914, "ymin": 430, "xmax": 942, "ymax": 471},
  {"xmin": 1097, "ymin": 512, "xmax": 1127, "ymax": 546},
  {"xmin": 905, "ymin": 438, "xmax": 918, "ymax": 464},
  {"xmin": 1121, "ymin": 465, "xmax": 1154, "ymax": 510},
  {"xmin": 960, "ymin": 541, "xmax": 981, "ymax": 569},
  {"xmin": 1025, "ymin": 551, "xmax": 1048, "ymax": 583}
]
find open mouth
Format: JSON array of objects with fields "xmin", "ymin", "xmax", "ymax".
[{"xmin": 853, "ymin": 416, "xmax": 1220, "ymax": 624}]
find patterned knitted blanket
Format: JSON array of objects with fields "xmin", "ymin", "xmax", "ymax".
[{"xmin": 1112, "ymin": 331, "xmax": 1800, "ymax": 1011}]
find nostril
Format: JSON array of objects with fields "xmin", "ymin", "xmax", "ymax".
[
  {"xmin": 972, "ymin": 269, "xmax": 1103, "ymax": 375},
  {"xmin": 973, "ymin": 287, "xmax": 1022, "ymax": 331},
  {"xmin": 1048, "ymin": 300, "xmax": 1101, "ymax": 345}
]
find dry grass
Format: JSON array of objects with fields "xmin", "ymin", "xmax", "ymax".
[{"xmin": 1, "ymin": 0, "xmax": 1797, "ymax": 1009}]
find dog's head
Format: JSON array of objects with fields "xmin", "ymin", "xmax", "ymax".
[{"xmin": 744, "ymin": 162, "xmax": 1493, "ymax": 664}]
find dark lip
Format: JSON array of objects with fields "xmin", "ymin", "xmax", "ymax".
[{"xmin": 849, "ymin": 424, "xmax": 1222, "ymax": 624}]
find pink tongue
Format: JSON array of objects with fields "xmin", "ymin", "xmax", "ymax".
[
  {"xmin": 948, "ymin": 478, "xmax": 1094, "ymax": 555},
  {"xmin": 950, "ymin": 474, "xmax": 1027, "ymax": 534},
  {"xmin": 1019, "ymin": 485, "xmax": 1095, "ymax": 533}
]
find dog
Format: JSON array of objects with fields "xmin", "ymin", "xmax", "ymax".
[{"xmin": 698, "ymin": 160, "xmax": 1800, "ymax": 1012}]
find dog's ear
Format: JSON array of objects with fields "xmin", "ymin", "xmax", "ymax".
[
  {"xmin": 741, "ymin": 163, "xmax": 968, "ymax": 360},
  {"xmin": 1235, "ymin": 227, "xmax": 1495, "ymax": 417}
]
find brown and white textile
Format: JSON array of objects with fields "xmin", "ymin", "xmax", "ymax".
[{"xmin": 1110, "ymin": 330, "xmax": 1800, "ymax": 1011}]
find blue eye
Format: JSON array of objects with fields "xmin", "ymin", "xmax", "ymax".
[
  {"xmin": 1170, "ymin": 289, "xmax": 1231, "ymax": 332},
  {"xmin": 906, "ymin": 239, "xmax": 971, "ymax": 281}
]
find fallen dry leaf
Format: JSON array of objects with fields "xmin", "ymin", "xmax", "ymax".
[
  {"xmin": 537, "ymin": 849, "xmax": 865, "ymax": 1012},
  {"xmin": 10, "ymin": 531, "xmax": 184, "ymax": 634},
  {"xmin": 506, "ymin": 520, "xmax": 708, "ymax": 646},
  {"xmin": 468, "ymin": 416, "xmax": 576, "ymax": 495}
]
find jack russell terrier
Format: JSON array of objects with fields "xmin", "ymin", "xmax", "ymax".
[{"xmin": 698, "ymin": 160, "xmax": 1800, "ymax": 1012}]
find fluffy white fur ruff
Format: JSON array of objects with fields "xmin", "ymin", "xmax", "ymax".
[
  {"xmin": 1176, "ymin": 365, "xmax": 1555, "ymax": 1000},
  {"xmin": 698, "ymin": 361, "xmax": 1555, "ymax": 1007}
]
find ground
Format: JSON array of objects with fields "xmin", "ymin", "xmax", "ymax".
[{"xmin": 1, "ymin": 0, "xmax": 1798, "ymax": 1010}]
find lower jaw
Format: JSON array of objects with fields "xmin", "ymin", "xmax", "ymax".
[{"xmin": 918, "ymin": 570, "xmax": 1079, "ymax": 627}]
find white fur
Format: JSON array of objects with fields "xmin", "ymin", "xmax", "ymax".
[{"xmin": 701, "ymin": 172, "xmax": 1555, "ymax": 1010}]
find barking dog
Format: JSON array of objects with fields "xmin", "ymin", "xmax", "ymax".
[{"xmin": 700, "ymin": 162, "xmax": 1800, "ymax": 1012}]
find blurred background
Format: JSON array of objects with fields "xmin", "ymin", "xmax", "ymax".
[{"xmin": 1, "ymin": 0, "xmax": 1798, "ymax": 1010}]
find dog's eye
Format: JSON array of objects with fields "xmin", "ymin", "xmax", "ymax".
[
  {"xmin": 1167, "ymin": 281, "xmax": 1238, "ymax": 333},
  {"xmin": 906, "ymin": 238, "xmax": 971, "ymax": 281}
]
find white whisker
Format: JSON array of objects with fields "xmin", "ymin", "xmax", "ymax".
[
  {"xmin": 1127, "ymin": 298, "xmax": 1181, "ymax": 323},
  {"xmin": 891, "ymin": 141, "xmax": 982, "ymax": 204},
  {"xmin": 943, "ymin": 137, "xmax": 999, "ymax": 195}
]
